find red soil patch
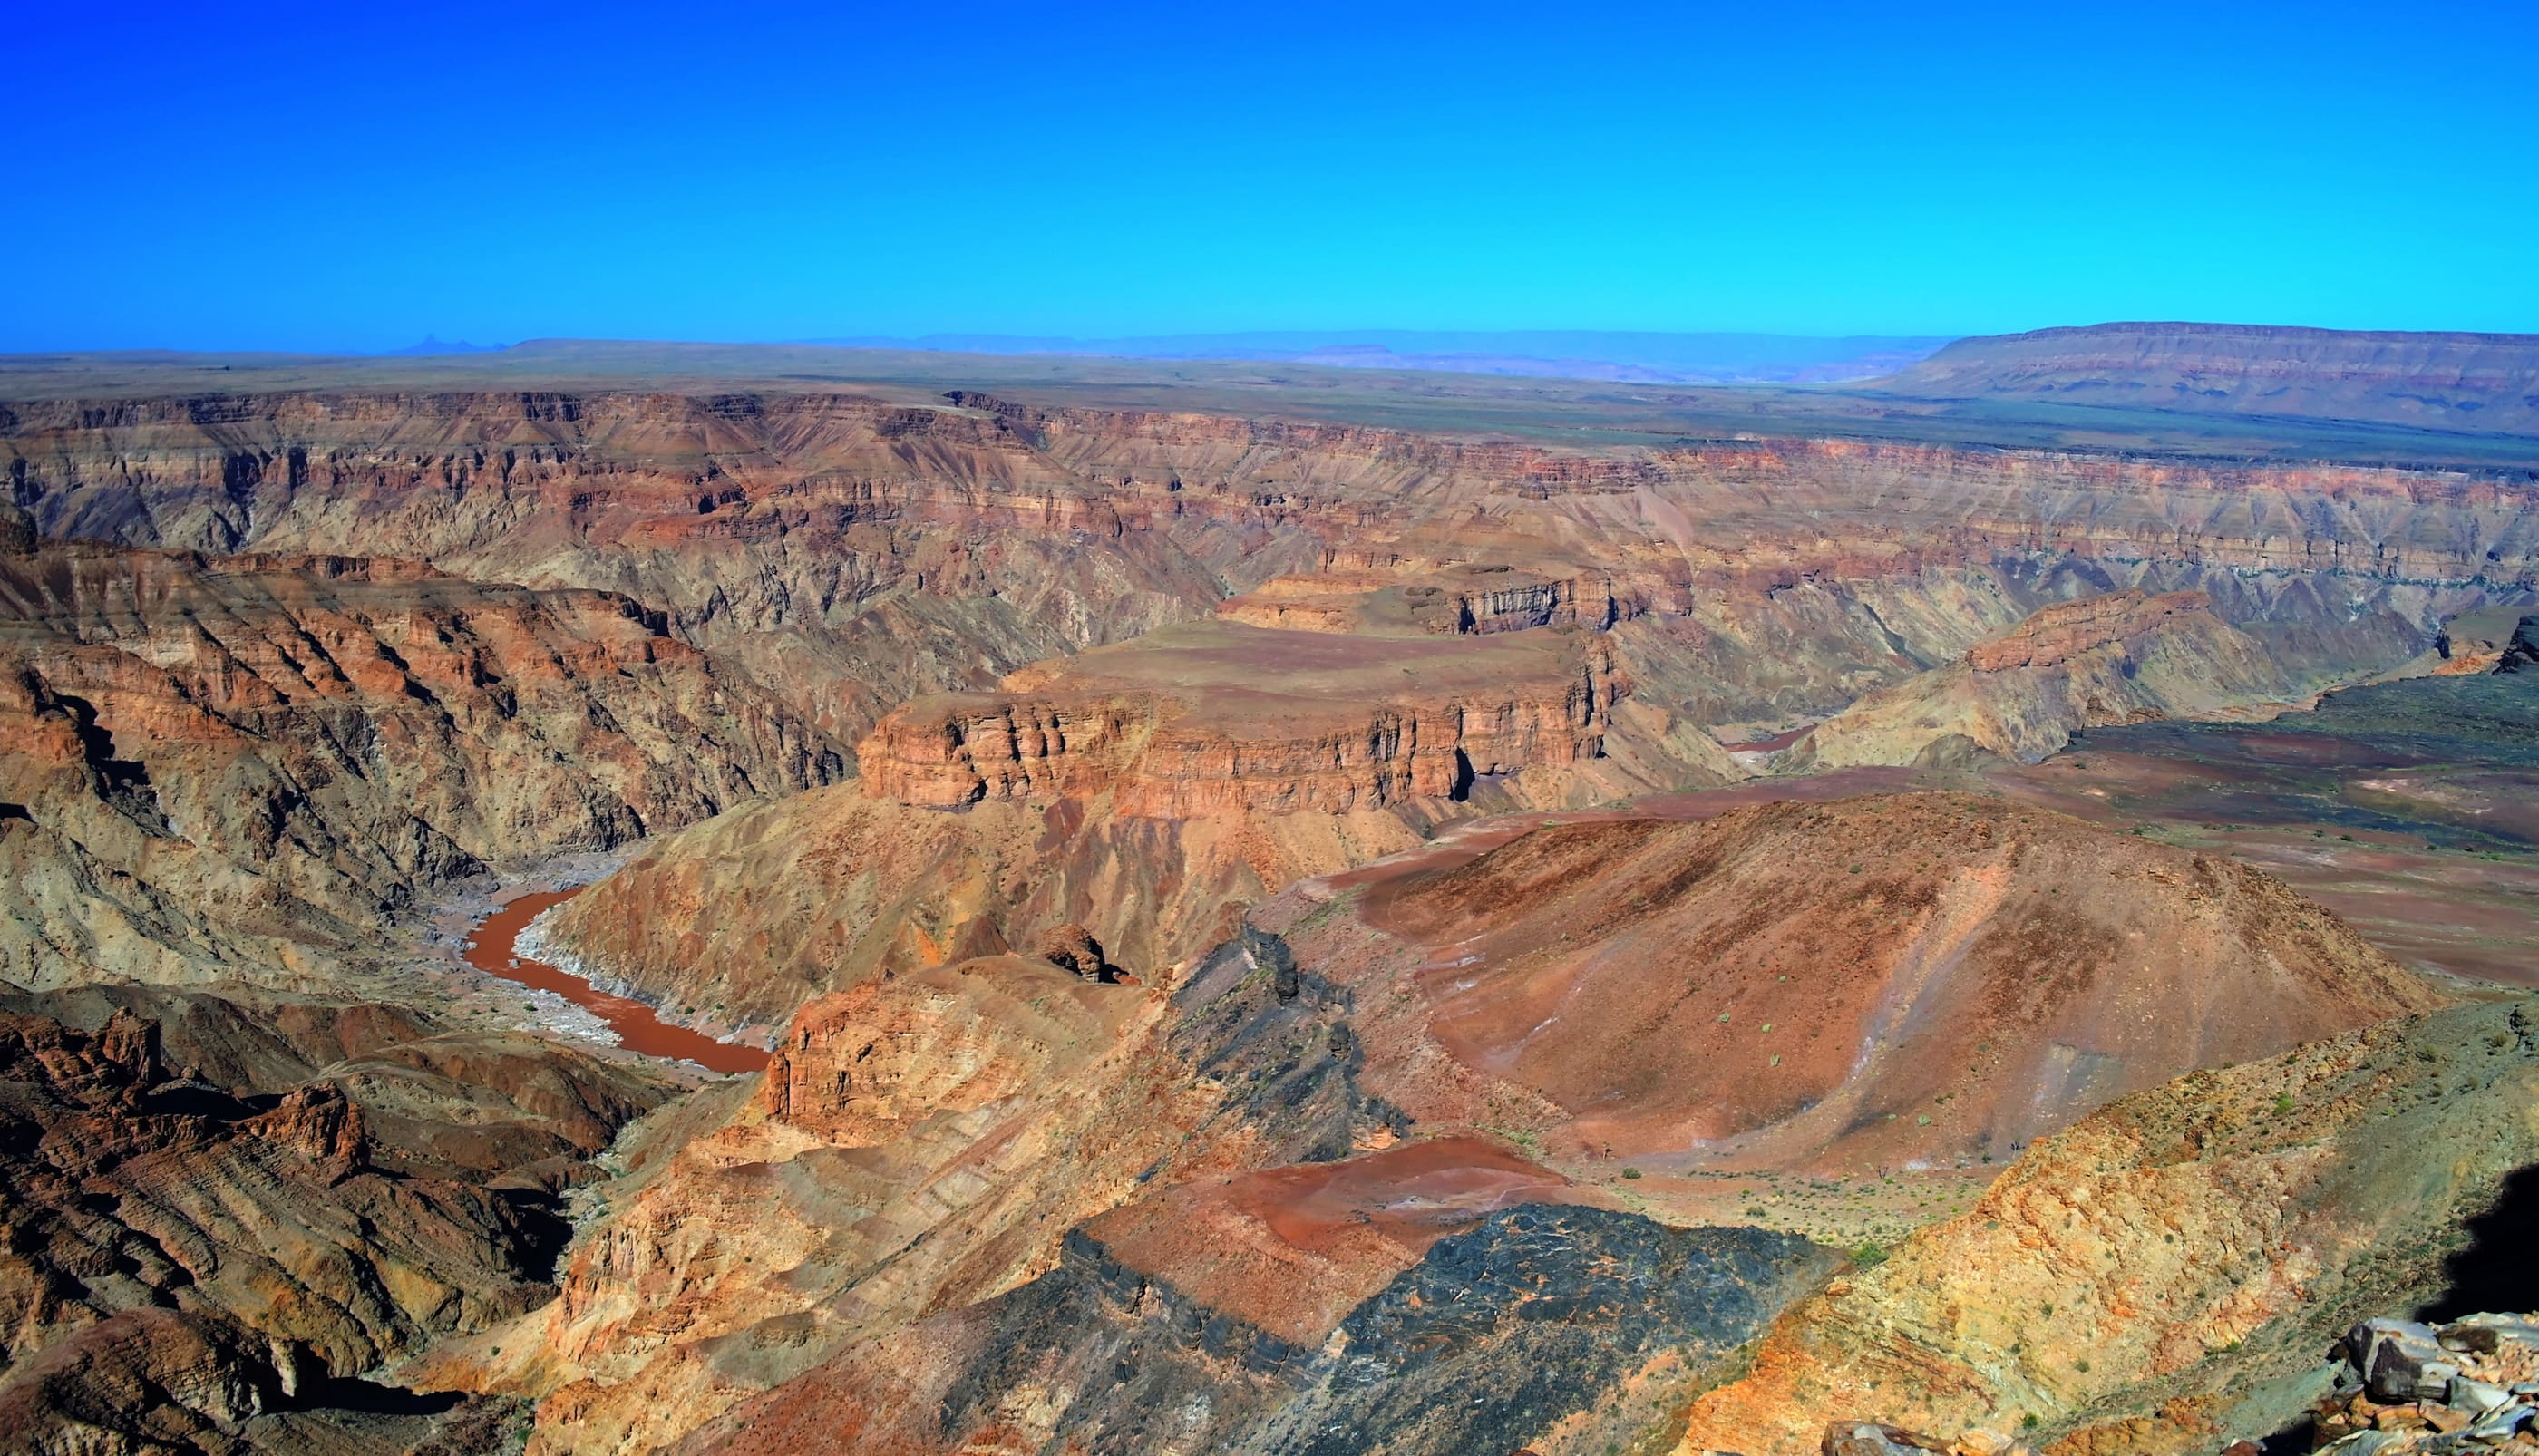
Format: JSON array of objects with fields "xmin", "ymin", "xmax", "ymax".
[
  {"xmin": 1353, "ymin": 792, "xmax": 2442, "ymax": 1174},
  {"xmin": 1080, "ymin": 1135, "xmax": 1589, "ymax": 1344}
]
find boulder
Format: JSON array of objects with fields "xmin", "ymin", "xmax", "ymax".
[
  {"xmin": 2349, "ymin": 1318, "xmax": 2458, "ymax": 1403},
  {"xmin": 1823, "ymin": 1422, "xmax": 1948, "ymax": 1455},
  {"xmin": 1037, "ymin": 923, "xmax": 1113, "ymax": 981},
  {"xmin": 2498, "ymin": 616, "xmax": 2539, "ymax": 673}
]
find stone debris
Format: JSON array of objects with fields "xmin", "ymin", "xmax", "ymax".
[
  {"xmin": 2301, "ymin": 1313, "xmax": 2539, "ymax": 1452},
  {"xmin": 1805, "ymin": 1315, "xmax": 2539, "ymax": 1456},
  {"xmin": 1817, "ymin": 1421, "xmax": 2038, "ymax": 1456}
]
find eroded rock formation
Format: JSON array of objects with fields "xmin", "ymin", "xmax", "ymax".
[
  {"xmin": 0, "ymin": 984, "xmax": 676, "ymax": 1451},
  {"xmin": 0, "ymin": 534, "xmax": 843, "ymax": 992}
]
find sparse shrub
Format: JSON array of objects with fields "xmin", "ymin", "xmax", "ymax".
[
  {"xmin": 1620, "ymin": 1167, "xmax": 1642, "ymax": 1179},
  {"xmin": 2022, "ymin": 1413, "xmax": 2040, "ymax": 1431},
  {"xmin": 1850, "ymin": 1242, "xmax": 1888, "ymax": 1268}
]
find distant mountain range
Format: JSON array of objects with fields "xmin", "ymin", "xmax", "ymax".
[
  {"xmin": 1871, "ymin": 322, "xmax": 2539, "ymax": 434},
  {"xmin": 801, "ymin": 330, "xmax": 1957, "ymax": 385},
  {"xmin": 378, "ymin": 335, "xmax": 508, "ymax": 356}
]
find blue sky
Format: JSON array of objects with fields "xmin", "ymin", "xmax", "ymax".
[{"xmin": 7, "ymin": 0, "xmax": 2534, "ymax": 351}]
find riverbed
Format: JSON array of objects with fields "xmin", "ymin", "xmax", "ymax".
[{"xmin": 464, "ymin": 889, "xmax": 770, "ymax": 1075}]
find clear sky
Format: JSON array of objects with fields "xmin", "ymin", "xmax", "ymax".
[{"xmin": 8, "ymin": 0, "xmax": 2535, "ymax": 352}]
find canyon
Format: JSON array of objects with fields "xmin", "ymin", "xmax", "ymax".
[{"xmin": 0, "ymin": 332, "xmax": 2533, "ymax": 1454}]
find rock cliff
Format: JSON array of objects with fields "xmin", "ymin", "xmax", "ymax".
[
  {"xmin": 8, "ymin": 390, "xmax": 2523, "ymax": 748},
  {"xmin": 1795, "ymin": 591, "xmax": 2324, "ymax": 766},
  {"xmin": 856, "ymin": 620, "xmax": 1637, "ymax": 816},
  {"xmin": 0, "ymin": 534, "xmax": 844, "ymax": 992}
]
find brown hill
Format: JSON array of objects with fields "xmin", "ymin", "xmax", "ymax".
[
  {"xmin": 1875, "ymin": 322, "xmax": 2539, "ymax": 433},
  {"xmin": 525, "ymin": 777, "xmax": 1434, "ymax": 1039},
  {"xmin": 1334, "ymin": 792, "xmax": 2442, "ymax": 1172}
]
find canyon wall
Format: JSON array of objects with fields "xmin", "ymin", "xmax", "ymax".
[
  {"xmin": 8, "ymin": 390, "xmax": 2528, "ymax": 747},
  {"xmin": 0, "ymin": 528, "xmax": 845, "ymax": 993}
]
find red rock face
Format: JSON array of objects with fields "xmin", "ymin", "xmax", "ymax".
[
  {"xmin": 855, "ymin": 621, "xmax": 1629, "ymax": 815},
  {"xmin": 1964, "ymin": 589, "xmax": 2213, "ymax": 672},
  {"xmin": 7, "ymin": 391, "xmax": 2527, "ymax": 752}
]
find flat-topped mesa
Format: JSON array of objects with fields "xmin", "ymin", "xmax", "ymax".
[
  {"xmin": 1965, "ymin": 588, "xmax": 2213, "ymax": 672},
  {"xmin": 855, "ymin": 620, "xmax": 1627, "ymax": 816},
  {"xmin": 1215, "ymin": 563, "xmax": 1686, "ymax": 637}
]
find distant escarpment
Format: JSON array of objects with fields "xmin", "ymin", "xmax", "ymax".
[
  {"xmin": 1793, "ymin": 589, "xmax": 2328, "ymax": 766},
  {"xmin": 1875, "ymin": 321, "xmax": 2539, "ymax": 433},
  {"xmin": 0, "ymin": 531, "xmax": 844, "ymax": 993}
]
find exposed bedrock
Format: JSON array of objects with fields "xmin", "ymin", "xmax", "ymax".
[
  {"xmin": 521, "ymin": 776, "xmax": 1438, "ymax": 1040},
  {"xmin": 855, "ymin": 620, "xmax": 1637, "ymax": 815},
  {"xmin": 0, "ymin": 983, "xmax": 677, "ymax": 1451},
  {"xmin": 454, "ymin": 790, "xmax": 2454, "ymax": 1454},
  {"xmin": 1672, "ymin": 996, "xmax": 2539, "ymax": 1456},
  {"xmin": 7, "ymin": 393, "xmax": 2529, "ymax": 743},
  {"xmin": 1793, "ymin": 588, "xmax": 2337, "ymax": 766},
  {"xmin": 1263, "ymin": 791, "xmax": 2445, "ymax": 1174},
  {"xmin": 676, "ymin": 1195, "xmax": 1838, "ymax": 1456},
  {"xmin": 0, "ymin": 534, "xmax": 845, "ymax": 993}
]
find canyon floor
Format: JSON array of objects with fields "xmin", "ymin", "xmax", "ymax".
[{"xmin": 0, "ymin": 330, "xmax": 2534, "ymax": 1455}]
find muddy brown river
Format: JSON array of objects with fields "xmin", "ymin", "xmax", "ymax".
[{"xmin": 466, "ymin": 889, "xmax": 770, "ymax": 1075}]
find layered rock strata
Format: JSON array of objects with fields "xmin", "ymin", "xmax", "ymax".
[
  {"xmin": 8, "ymin": 390, "xmax": 2523, "ymax": 746},
  {"xmin": 856, "ymin": 619, "xmax": 1636, "ymax": 815},
  {"xmin": 1795, "ymin": 590, "xmax": 2325, "ymax": 766},
  {"xmin": 0, "ymin": 985, "xmax": 676, "ymax": 1451},
  {"xmin": 0, "ymin": 532, "xmax": 843, "ymax": 991}
]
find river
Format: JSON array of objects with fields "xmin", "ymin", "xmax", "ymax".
[{"xmin": 464, "ymin": 889, "xmax": 771, "ymax": 1075}]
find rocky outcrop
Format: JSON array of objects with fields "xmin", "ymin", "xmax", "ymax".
[
  {"xmin": 1962, "ymin": 590, "xmax": 2213, "ymax": 672},
  {"xmin": 523, "ymin": 776, "xmax": 1435, "ymax": 1035},
  {"xmin": 857, "ymin": 619, "xmax": 1635, "ymax": 815},
  {"xmin": 458, "ymin": 956, "xmax": 1264, "ymax": 1454},
  {"xmin": 1669, "ymin": 996, "xmax": 2539, "ymax": 1456},
  {"xmin": 676, "ymin": 1192, "xmax": 1838, "ymax": 1456},
  {"xmin": 2496, "ymin": 615, "xmax": 2539, "ymax": 672},
  {"xmin": 1033, "ymin": 922, "xmax": 1114, "ymax": 980},
  {"xmin": 1795, "ymin": 591, "xmax": 2323, "ymax": 766},
  {"xmin": 0, "ymin": 985, "xmax": 676, "ymax": 1448},
  {"xmin": 0, "ymin": 537, "xmax": 845, "ymax": 992}
]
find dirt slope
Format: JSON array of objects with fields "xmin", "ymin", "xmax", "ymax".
[
  {"xmin": 1334, "ymin": 792, "xmax": 2444, "ymax": 1172},
  {"xmin": 1673, "ymin": 995, "xmax": 2539, "ymax": 1456}
]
